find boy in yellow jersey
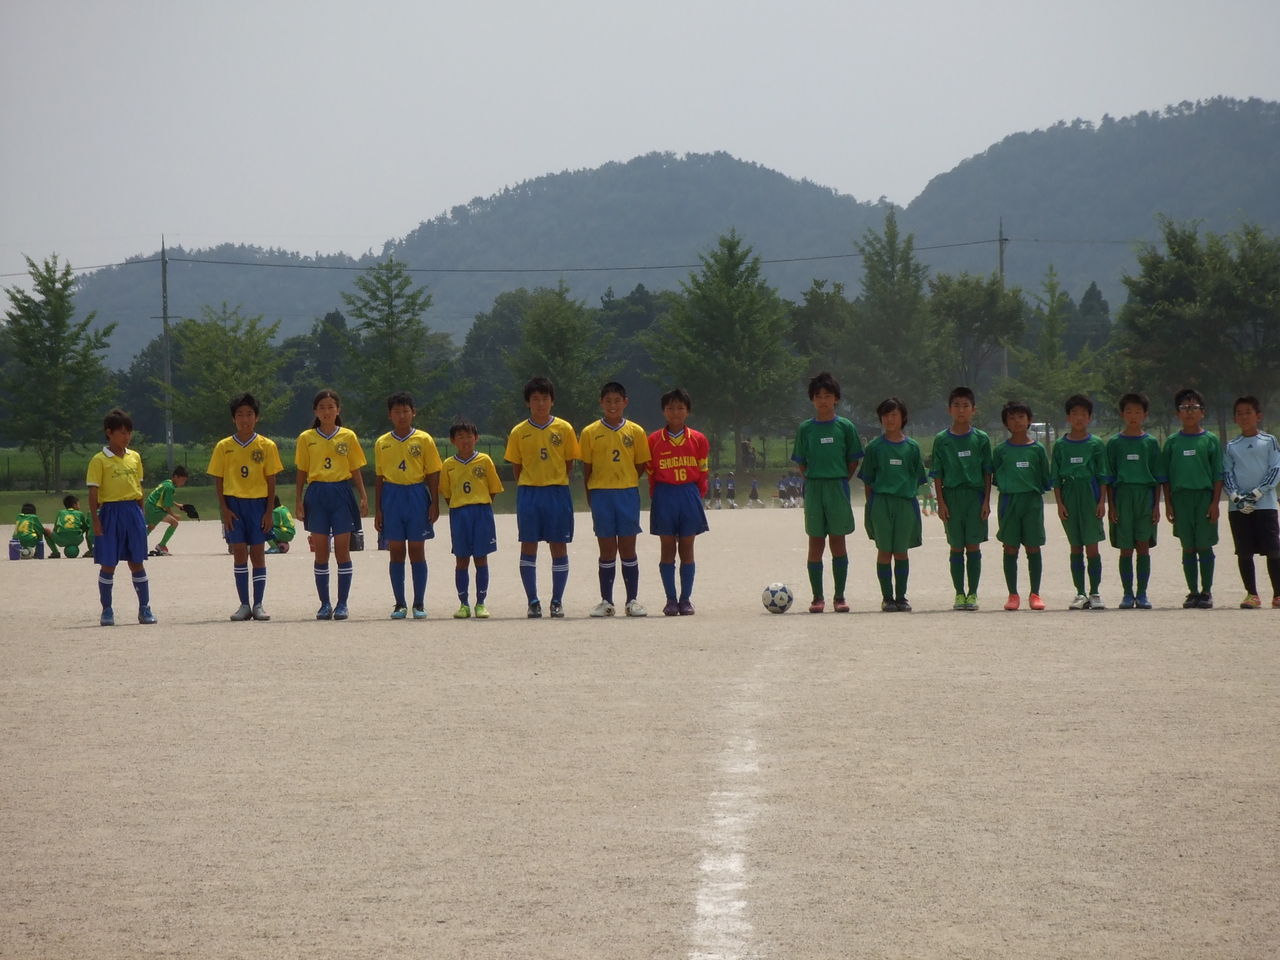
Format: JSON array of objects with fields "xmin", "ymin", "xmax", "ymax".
[
  {"xmin": 85, "ymin": 408, "xmax": 156, "ymax": 626},
  {"xmin": 440, "ymin": 420, "xmax": 505, "ymax": 619},
  {"xmin": 505, "ymin": 376, "xmax": 580, "ymax": 618},
  {"xmin": 580, "ymin": 381, "xmax": 652, "ymax": 617},
  {"xmin": 374, "ymin": 391, "xmax": 443, "ymax": 620},
  {"xmin": 295, "ymin": 388, "xmax": 368, "ymax": 620},
  {"xmin": 207, "ymin": 392, "xmax": 284, "ymax": 622}
]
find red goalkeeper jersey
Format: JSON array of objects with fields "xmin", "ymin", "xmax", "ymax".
[{"xmin": 647, "ymin": 427, "xmax": 710, "ymax": 498}]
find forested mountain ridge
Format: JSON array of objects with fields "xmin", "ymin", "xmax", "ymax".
[{"xmin": 71, "ymin": 96, "xmax": 1280, "ymax": 369}]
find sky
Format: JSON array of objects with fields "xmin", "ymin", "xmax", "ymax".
[{"xmin": 2, "ymin": 0, "xmax": 1278, "ymax": 294}]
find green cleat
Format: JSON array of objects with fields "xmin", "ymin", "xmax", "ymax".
[
  {"xmin": 453, "ymin": 604, "xmax": 471, "ymax": 619},
  {"xmin": 473, "ymin": 603, "xmax": 490, "ymax": 619}
]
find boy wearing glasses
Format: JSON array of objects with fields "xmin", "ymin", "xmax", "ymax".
[{"xmin": 1159, "ymin": 388, "xmax": 1224, "ymax": 608}]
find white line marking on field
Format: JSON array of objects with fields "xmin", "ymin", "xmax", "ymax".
[{"xmin": 689, "ymin": 683, "xmax": 766, "ymax": 960}]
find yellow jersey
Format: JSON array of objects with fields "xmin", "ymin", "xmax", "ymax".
[
  {"xmin": 295, "ymin": 426, "xmax": 366, "ymax": 482},
  {"xmin": 374, "ymin": 428, "xmax": 443, "ymax": 485},
  {"xmin": 439, "ymin": 452, "xmax": 505, "ymax": 508},
  {"xmin": 579, "ymin": 418, "xmax": 651, "ymax": 490},
  {"xmin": 86, "ymin": 447, "xmax": 144, "ymax": 502},
  {"xmin": 505, "ymin": 416, "xmax": 579, "ymax": 486},
  {"xmin": 207, "ymin": 433, "xmax": 284, "ymax": 498}
]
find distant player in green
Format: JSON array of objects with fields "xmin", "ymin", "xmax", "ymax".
[
  {"xmin": 13, "ymin": 503, "xmax": 56, "ymax": 557},
  {"xmin": 858, "ymin": 397, "xmax": 926, "ymax": 612},
  {"xmin": 993, "ymin": 401, "xmax": 1051, "ymax": 611},
  {"xmin": 53, "ymin": 494, "xmax": 95, "ymax": 558},
  {"xmin": 930, "ymin": 386, "xmax": 993, "ymax": 611},
  {"xmin": 1106, "ymin": 393, "xmax": 1161, "ymax": 609},
  {"xmin": 1159, "ymin": 388, "xmax": 1224, "ymax": 609},
  {"xmin": 792, "ymin": 371, "xmax": 864, "ymax": 613},
  {"xmin": 267, "ymin": 496, "xmax": 296, "ymax": 553},
  {"xmin": 1052, "ymin": 394, "xmax": 1110, "ymax": 610},
  {"xmin": 144, "ymin": 465, "xmax": 190, "ymax": 556}
]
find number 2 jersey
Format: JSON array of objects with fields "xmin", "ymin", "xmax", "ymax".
[{"xmin": 647, "ymin": 427, "xmax": 710, "ymax": 498}]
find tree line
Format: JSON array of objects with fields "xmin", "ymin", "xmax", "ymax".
[{"xmin": 4, "ymin": 213, "xmax": 1279, "ymax": 491}]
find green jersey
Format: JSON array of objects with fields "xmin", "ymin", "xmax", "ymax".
[
  {"xmin": 272, "ymin": 505, "xmax": 296, "ymax": 538},
  {"xmin": 145, "ymin": 478, "xmax": 176, "ymax": 513},
  {"xmin": 54, "ymin": 508, "xmax": 91, "ymax": 537},
  {"xmin": 858, "ymin": 435, "xmax": 926, "ymax": 499},
  {"xmin": 1158, "ymin": 431, "xmax": 1223, "ymax": 491},
  {"xmin": 929, "ymin": 428, "xmax": 992, "ymax": 490},
  {"xmin": 792, "ymin": 416, "xmax": 863, "ymax": 479},
  {"xmin": 992, "ymin": 440, "xmax": 1051, "ymax": 495},
  {"xmin": 14, "ymin": 512, "xmax": 47, "ymax": 548},
  {"xmin": 1051, "ymin": 435, "xmax": 1109, "ymax": 489},
  {"xmin": 1106, "ymin": 433, "xmax": 1161, "ymax": 487}
]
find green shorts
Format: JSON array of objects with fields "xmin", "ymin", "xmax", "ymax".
[
  {"xmin": 144, "ymin": 504, "xmax": 170, "ymax": 527},
  {"xmin": 1171, "ymin": 488, "xmax": 1219, "ymax": 550},
  {"xmin": 1109, "ymin": 483, "xmax": 1158, "ymax": 549},
  {"xmin": 272, "ymin": 526, "xmax": 296, "ymax": 543},
  {"xmin": 1058, "ymin": 481, "xmax": 1105, "ymax": 547},
  {"xmin": 804, "ymin": 476, "xmax": 855, "ymax": 538},
  {"xmin": 52, "ymin": 530, "xmax": 87, "ymax": 548},
  {"xmin": 997, "ymin": 491, "xmax": 1046, "ymax": 547},
  {"xmin": 867, "ymin": 493, "xmax": 922, "ymax": 553},
  {"xmin": 941, "ymin": 486, "xmax": 988, "ymax": 548}
]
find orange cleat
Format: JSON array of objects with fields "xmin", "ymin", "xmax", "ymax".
[
  {"xmin": 1028, "ymin": 593, "xmax": 1046, "ymax": 610},
  {"xmin": 1004, "ymin": 594, "xmax": 1020, "ymax": 611}
]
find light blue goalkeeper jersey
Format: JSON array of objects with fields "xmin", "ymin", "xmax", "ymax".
[{"xmin": 1225, "ymin": 430, "xmax": 1280, "ymax": 511}]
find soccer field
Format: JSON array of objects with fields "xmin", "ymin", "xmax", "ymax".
[{"xmin": 2, "ymin": 510, "xmax": 1277, "ymax": 959}]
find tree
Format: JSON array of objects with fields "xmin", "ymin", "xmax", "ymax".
[
  {"xmin": 1067, "ymin": 281, "xmax": 1111, "ymax": 358},
  {"xmin": 169, "ymin": 304, "xmax": 286, "ymax": 441},
  {"xmin": 647, "ymin": 231, "xmax": 801, "ymax": 470},
  {"xmin": 789, "ymin": 279, "xmax": 855, "ymax": 382},
  {"xmin": 277, "ymin": 310, "xmax": 361, "ymax": 431},
  {"xmin": 505, "ymin": 282, "xmax": 614, "ymax": 429},
  {"xmin": 455, "ymin": 289, "xmax": 537, "ymax": 433},
  {"xmin": 927, "ymin": 272, "xmax": 1027, "ymax": 404},
  {"xmin": 1, "ymin": 254, "xmax": 115, "ymax": 490}
]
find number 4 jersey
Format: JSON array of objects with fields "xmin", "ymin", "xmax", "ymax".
[
  {"xmin": 208, "ymin": 432, "xmax": 284, "ymax": 497},
  {"xmin": 374, "ymin": 428, "xmax": 444, "ymax": 487}
]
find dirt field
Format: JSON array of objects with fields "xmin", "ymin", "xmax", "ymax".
[{"xmin": 2, "ymin": 508, "xmax": 1277, "ymax": 959}]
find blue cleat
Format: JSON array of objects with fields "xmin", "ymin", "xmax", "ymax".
[
  {"xmin": 413, "ymin": 606, "xmax": 427, "ymax": 620},
  {"xmin": 1118, "ymin": 594, "xmax": 1135, "ymax": 610},
  {"xmin": 333, "ymin": 602, "xmax": 349, "ymax": 620},
  {"xmin": 100, "ymin": 607, "xmax": 115, "ymax": 627},
  {"xmin": 390, "ymin": 605, "xmax": 408, "ymax": 620},
  {"xmin": 1135, "ymin": 594, "xmax": 1152, "ymax": 610},
  {"xmin": 138, "ymin": 606, "xmax": 157, "ymax": 625},
  {"xmin": 316, "ymin": 602, "xmax": 333, "ymax": 620}
]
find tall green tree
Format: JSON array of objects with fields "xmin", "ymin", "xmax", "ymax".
[
  {"xmin": 456, "ymin": 289, "xmax": 536, "ymax": 433},
  {"xmin": 277, "ymin": 310, "xmax": 360, "ymax": 431},
  {"xmin": 647, "ymin": 231, "xmax": 800, "ymax": 470},
  {"xmin": 505, "ymin": 282, "xmax": 614, "ymax": 429},
  {"xmin": 790, "ymin": 279, "xmax": 855, "ymax": 382},
  {"xmin": 1067, "ymin": 281, "xmax": 1111, "ymax": 358},
  {"xmin": 169, "ymin": 304, "xmax": 286, "ymax": 442},
  {"xmin": 1, "ymin": 254, "xmax": 115, "ymax": 490},
  {"xmin": 927, "ymin": 271, "xmax": 1026, "ymax": 405}
]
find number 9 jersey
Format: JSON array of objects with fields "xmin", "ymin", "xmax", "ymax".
[{"xmin": 207, "ymin": 432, "xmax": 284, "ymax": 497}]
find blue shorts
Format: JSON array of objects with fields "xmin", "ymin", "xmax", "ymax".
[
  {"xmin": 96, "ymin": 500, "xmax": 148, "ymax": 567},
  {"xmin": 650, "ymin": 483, "xmax": 709, "ymax": 538},
  {"xmin": 303, "ymin": 481, "xmax": 359, "ymax": 536},
  {"xmin": 449, "ymin": 503, "xmax": 498, "ymax": 557},
  {"xmin": 224, "ymin": 495, "xmax": 269, "ymax": 546},
  {"xmin": 515, "ymin": 485, "xmax": 574, "ymax": 543},
  {"xmin": 380, "ymin": 482, "xmax": 434, "ymax": 542},
  {"xmin": 589, "ymin": 487, "xmax": 642, "ymax": 538}
]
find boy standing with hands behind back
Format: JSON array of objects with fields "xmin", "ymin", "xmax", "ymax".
[
  {"xmin": 930, "ymin": 387, "xmax": 993, "ymax": 611},
  {"xmin": 1052, "ymin": 394, "xmax": 1110, "ymax": 610},
  {"xmin": 1160, "ymin": 388, "xmax": 1224, "ymax": 609}
]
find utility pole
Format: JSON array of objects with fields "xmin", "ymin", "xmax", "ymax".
[
  {"xmin": 998, "ymin": 218, "xmax": 1009, "ymax": 379},
  {"xmin": 161, "ymin": 237, "xmax": 175, "ymax": 474}
]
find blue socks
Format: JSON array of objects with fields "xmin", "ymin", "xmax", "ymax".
[
  {"xmin": 659, "ymin": 561, "xmax": 677, "ymax": 602},
  {"xmin": 620, "ymin": 556, "xmax": 640, "ymax": 603},
  {"xmin": 235, "ymin": 564, "xmax": 250, "ymax": 605},
  {"xmin": 314, "ymin": 563, "xmax": 330, "ymax": 605},
  {"xmin": 336, "ymin": 562, "xmax": 353, "ymax": 604},
  {"xmin": 410, "ymin": 560, "xmax": 427, "ymax": 609}
]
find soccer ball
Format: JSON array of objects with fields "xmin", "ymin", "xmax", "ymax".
[
  {"xmin": 762, "ymin": 582, "xmax": 794, "ymax": 614},
  {"xmin": 19, "ymin": 545, "xmax": 35, "ymax": 559}
]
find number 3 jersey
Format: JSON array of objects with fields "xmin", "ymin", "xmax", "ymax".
[
  {"xmin": 374, "ymin": 428, "xmax": 443, "ymax": 486},
  {"xmin": 647, "ymin": 427, "xmax": 710, "ymax": 498},
  {"xmin": 207, "ymin": 433, "xmax": 284, "ymax": 498},
  {"xmin": 504, "ymin": 416, "xmax": 580, "ymax": 486},
  {"xmin": 439, "ymin": 452, "xmax": 505, "ymax": 507},
  {"xmin": 295, "ymin": 426, "xmax": 366, "ymax": 483}
]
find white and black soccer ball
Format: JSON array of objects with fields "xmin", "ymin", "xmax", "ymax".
[
  {"xmin": 19, "ymin": 545, "xmax": 35, "ymax": 559},
  {"xmin": 762, "ymin": 582, "xmax": 794, "ymax": 614}
]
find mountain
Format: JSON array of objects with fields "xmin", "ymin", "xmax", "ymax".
[{"xmin": 73, "ymin": 97, "xmax": 1280, "ymax": 368}]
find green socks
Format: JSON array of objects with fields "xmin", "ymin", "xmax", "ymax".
[{"xmin": 807, "ymin": 561, "xmax": 824, "ymax": 601}]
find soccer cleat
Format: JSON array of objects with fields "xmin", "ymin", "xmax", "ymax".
[
  {"xmin": 154, "ymin": 545, "xmax": 171, "ymax": 557},
  {"xmin": 50, "ymin": 549, "xmax": 60, "ymax": 559},
  {"xmin": 1135, "ymin": 594, "xmax": 1153, "ymax": 610},
  {"xmin": 964, "ymin": 594, "xmax": 979, "ymax": 611},
  {"xmin": 1069, "ymin": 593, "xmax": 1090, "ymax": 610},
  {"xmin": 527, "ymin": 601, "xmax": 543, "ymax": 619},
  {"xmin": 333, "ymin": 602, "xmax": 349, "ymax": 620},
  {"xmin": 453, "ymin": 604, "xmax": 472, "ymax": 619},
  {"xmin": 549, "ymin": 601, "xmax": 565, "ymax": 618},
  {"xmin": 880, "ymin": 599, "xmax": 897, "ymax": 612},
  {"xmin": 1240, "ymin": 594, "xmax": 1262, "ymax": 609},
  {"xmin": 390, "ymin": 605, "xmax": 408, "ymax": 620},
  {"xmin": 472, "ymin": 604, "xmax": 489, "ymax": 619},
  {"xmin": 953, "ymin": 593, "xmax": 967, "ymax": 611},
  {"xmin": 677, "ymin": 599, "xmax": 695, "ymax": 616},
  {"xmin": 1004, "ymin": 594, "xmax": 1021, "ymax": 611},
  {"xmin": 316, "ymin": 602, "xmax": 333, "ymax": 620},
  {"xmin": 833, "ymin": 597, "xmax": 850, "ymax": 613},
  {"xmin": 1118, "ymin": 594, "xmax": 1136, "ymax": 610},
  {"xmin": 138, "ymin": 606, "xmax": 157, "ymax": 625},
  {"xmin": 1028, "ymin": 593, "xmax": 1046, "ymax": 611},
  {"xmin": 252, "ymin": 604, "xmax": 270, "ymax": 621},
  {"xmin": 100, "ymin": 607, "xmax": 115, "ymax": 627},
  {"xmin": 808, "ymin": 598, "xmax": 825, "ymax": 614},
  {"xmin": 413, "ymin": 606, "xmax": 427, "ymax": 620},
  {"xmin": 590, "ymin": 600, "xmax": 616, "ymax": 618},
  {"xmin": 1273, "ymin": 596, "xmax": 1280, "ymax": 609},
  {"xmin": 662, "ymin": 600, "xmax": 679, "ymax": 617},
  {"xmin": 625, "ymin": 599, "xmax": 648, "ymax": 617},
  {"xmin": 1088, "ymin": 593, "xmax": 1105, "ymax": 610},
  {"xmin": 229, "ymin": 604, "xmax": 253, "ymax": 622},
  {"xmin": 1183, "ymin": 593, "xmax": 1200, "ymax": 609},
  {"xmin": 85, "ymin": 548, "xmax": 94, "ymax": 559},
  {"xmin": 896, "ymin": 598, "xmax": 912, "ymax": 613},
  {"xmin": 266, "ymin": 545, "xmax": 280, "ymax": 554},
  {"xmin": 1195, "ymin": 593, "xmax": 1214, "ymax": 609}
]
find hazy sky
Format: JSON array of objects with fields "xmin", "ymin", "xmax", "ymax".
[{"xmin": 2, "ymin": 0, "xmax": 1277, "ymax": 291}]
